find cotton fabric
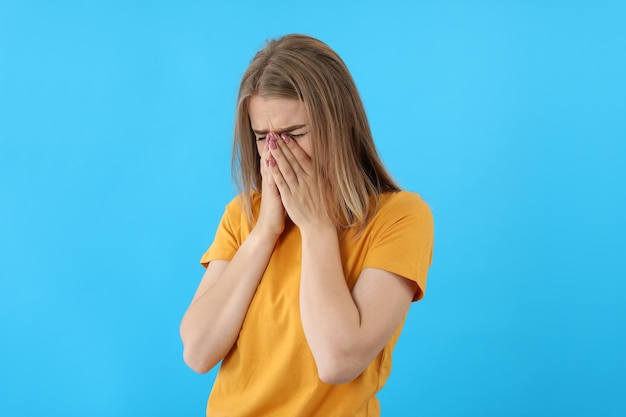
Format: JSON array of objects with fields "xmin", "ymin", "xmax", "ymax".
[{"xmin": 200, "ymin": 191, "xmax": 434, "ymax": 416}]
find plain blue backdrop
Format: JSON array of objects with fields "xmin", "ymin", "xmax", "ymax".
[{"xmin": 1, "ymin": 1, "xmax": 625, "ymax": 416}]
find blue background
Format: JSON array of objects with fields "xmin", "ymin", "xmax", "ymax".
[{"xmin": 1, "ymin": 1, "xmax": 625, "ymax": 416}]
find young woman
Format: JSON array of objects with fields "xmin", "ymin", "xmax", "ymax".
[{"xmin": 180, "ymin": 34, "xmax": 434, "ymax": 416}]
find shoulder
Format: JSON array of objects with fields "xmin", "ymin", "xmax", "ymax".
[
  {"xmin": 223, "ymin": 192, "xmax": 262, "ymax": 214},
  {"xmin": 375, "ymin": 191, "xmax": 433, "ymax": 227},
  {"xmin": 219, "ymin": 193, "xmax": 262, "ymax": 236}
]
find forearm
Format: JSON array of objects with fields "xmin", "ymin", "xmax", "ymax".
[
  {"xmin": 180, "ymin": 228, "xmax": 278, "ymax": 373},
  {"xmin": 299, "ymin": 225, "xmax": 363, "ymax": 383}
]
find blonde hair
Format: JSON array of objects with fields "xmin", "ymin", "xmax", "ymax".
[{"xmin": 233, "ymin": 34, "xmax": 400, "ymax": 231}]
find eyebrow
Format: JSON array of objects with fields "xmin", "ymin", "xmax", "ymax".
[{"xmin": 252, "ymin": 124, "xmax": 307, "ymax": 135}]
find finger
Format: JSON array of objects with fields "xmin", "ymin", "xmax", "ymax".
[
  {"xmin": 268, "ymin": 132, "xmax": 300, "ymax": 189},
  {"xmin": 268, "ymin": 133, "xmax": 304, "ymax": 188},
  {"xmin": 278, "ymin": 133, "xmax": 313, "ymax": 176},
  {"xmin": 261, "ymin": 141, "xmax": 275, "ymax": 174},
  {"xmin": 273, "ymin": 134, "xmax": 307, "ymax": 179},
  {"xmin": 260, "ymin": 156, "xmax": 283, "ymax": 207},
  {"xmin": 269, "ymin": 156, "xmax": 292, "ymax": 198}
]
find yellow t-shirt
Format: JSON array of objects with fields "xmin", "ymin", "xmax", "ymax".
[{"xmin": 200, "ymin": 191, "xmax": 434, "ymax": 417}]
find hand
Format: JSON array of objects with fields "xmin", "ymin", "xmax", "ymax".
[
  {"xmin": 255, "ymin": 132, "xmax": 285, "ymax": 237},
  {"xmin": 267, "ymin": 132, "xmax": 332, "ymax": 231}
]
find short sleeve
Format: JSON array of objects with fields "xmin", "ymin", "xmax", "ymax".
[
  {"xmin": 200, "ymin": 196, "xmax": 245, "ymax": 267},
  {"xmin": 362, "ymin": 192, "xmax": 434, "ymax": 301}
]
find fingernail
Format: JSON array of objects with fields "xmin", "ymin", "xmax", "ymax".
[
  {"xmin": 281, "ymin": 133, "xmax": 291, "ymax": 143},
  {"xmin": 269, "ymin": 140, "xmax": 277, "ymax": 149},
  {"xmin": 269, "ymin": 157, "xmax": 276, "ymax": 167}
]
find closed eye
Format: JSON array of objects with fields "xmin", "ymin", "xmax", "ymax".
[
  {"xmin": 253, "ymin": 124, "xmax": 308, "ymax": 141},
  {"xmin": 286, "ymin": 133, "xmax": 306, "ymax": 139},
  {"xmin": 256, "ymin": 132, "xmax": 307, "ymax": 141}
]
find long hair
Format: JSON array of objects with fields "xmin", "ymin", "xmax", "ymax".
[{"xmin": 233, "ymin": 34, "xmax": 400, "ymax": 231}]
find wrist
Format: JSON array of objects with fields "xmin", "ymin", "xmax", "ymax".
[
  {"xmin": 299, "ymin": 222, "xmax": 337, "ymax": 243},
  {"xmin": 250, "ymin": 223, "xmax": 283, "ymax": 243}
]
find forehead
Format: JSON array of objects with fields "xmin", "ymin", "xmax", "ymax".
[{"xmin": 248, "ymin": 96, "xmax": 307, "ymax": 130}]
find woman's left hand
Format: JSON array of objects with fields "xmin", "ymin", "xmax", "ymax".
[{"xmin": 267, "ymin": 133, "xmax": 331, "ymax": 230}]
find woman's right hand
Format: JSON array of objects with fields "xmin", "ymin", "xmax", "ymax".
[
  {"xmin": 256, "ymin": 132, "xmax": 285, "ymax": 237},
  {"xmin": 181, "ymin": 134, "xmax": 286, "ymax": 372}
]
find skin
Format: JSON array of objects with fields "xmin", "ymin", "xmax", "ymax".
[{"xmin": 180, "ymin": 96, "xmax": 417, "ymax": 384}]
